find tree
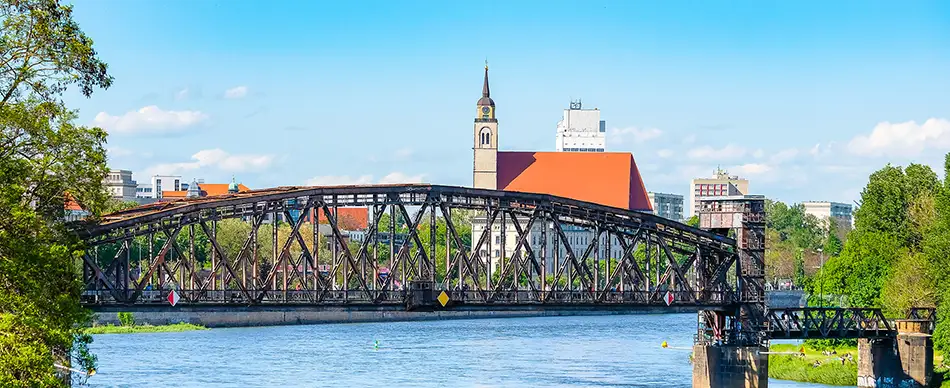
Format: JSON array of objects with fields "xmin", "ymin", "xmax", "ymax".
[
  {"xmin": 881, "ymin": 252, "xmax": 936, "ymax": 317},
  {"xmin": 0, "ymin": 0, "xmax": 113, "ymax": 384},
  {"xmin": 103, "ymin": 198, "xmax": 139, "ymax": 214},
  {"xmin": 685, "ymin": 215, "xmax": 699, "ymax": 228}
]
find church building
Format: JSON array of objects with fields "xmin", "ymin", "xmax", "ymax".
[{"xmin": 470, "ymin": 64, "xmax": 653, "ymax": 274}]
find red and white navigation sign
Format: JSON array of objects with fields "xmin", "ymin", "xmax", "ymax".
[
  {"xmin": 664, "ymin": 291, "xmax": 674, "ymax": 306},
  {"xmin": 168, "ymin": 289, "xmax": 180, "ymax": 306}
]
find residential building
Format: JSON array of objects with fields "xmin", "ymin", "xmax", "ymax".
[
  {"xmin": 303, "ymin": 207, "xmax": 370, "ymax": 230},
  {"xmin": 648, "ymin": 192, "xmax": 684, "ymax": 221},
  {"xmin": 555, "ymin": 100, "xmax": 606, "ymax": 152},
  {"xmin": 64, "ymin": 195, "xmax": 90, "ymax": 222},
  {"xmin": 689, "ymin": 168, "xmax": 748, "ymax": 218},
  {"xmin": 161, "ymin": 178, "xmax": 249, "ymax": 200},
  {"xmin": 147, "ymin": 175, "xmax": 183, "ymax": 199},
  {"xmin": 103, "ymin": 169, "xmax": 137, "ymax": 201},
  {"xmin": 802, "ymin": 201, "xmax": 853, "ymax": 229},
  {"xmin": 470, "ymin": 64, "xmax": 651, "ymax": 273},
  {"xmin": 135, "ymin": 183, "xmax": 154, "ymax": 199}
]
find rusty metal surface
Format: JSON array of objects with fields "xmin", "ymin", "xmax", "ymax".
[{"xmin": 76, "ymin": 184, "xmax": 739, "ymax": 310}]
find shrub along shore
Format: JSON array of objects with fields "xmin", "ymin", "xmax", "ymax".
[{"xmin": 85, "ymin": 322, "xmax": 207, "ymax": 335}]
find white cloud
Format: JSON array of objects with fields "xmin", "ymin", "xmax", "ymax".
[
  {"xmin": 175, "ymin": 88, "xmax": 189, "ymax": 100},
  {"xmin": 682, "ymin": 134, "xmax": 697, "ymax": 144},
  {"xmin": 752, "ymin": 149, "xmax": 765, "ymax": 159},
  {"xmin": 732, "ymin": 163, "xmax": 772, "ymax": 175},
  {"xmin": 144, "ymin": 148, "xmax": 273, "ymax": 176},
  {"xmin": 609, "ymin": 127, "xmax": 663, "ymax": 144},
  {"xmin": 379, "ymin": 172, "xmax": 426, "ymax": 184},
  {"xmin": 769, "ymin": 148, "xmax": 799, "ymax": 164},
  {"xmin": 224, "ymin": 86, "xmax": 248, "ymax": 99},
  {"xmin": 657, "ymin": 149, "xmax": 674, "ymax": 158},
  {"xmin": 686, "ymin": 144, "xmax": 747, "ymax": 160},
  {"xmin": 305, "ymin": 172, "xmax": 426, "ymax": 186},
  {"xmin": 94, "ymin": 106, "xmax": 208, "ymax": 134},
  {"xmin": 848, "ymin": 118, "xmax": 950, "ymax": 157},
  {"xmin": 305, "ymin": 175, "xmax": 374, "ymax": 186},
  {"xmin": 107, "ymin": 147, "xmax": 134, "ymax": 158}
]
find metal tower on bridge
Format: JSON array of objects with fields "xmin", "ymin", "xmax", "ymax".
[{"xmin": 697, "ymin": 195, "xmax": 767, "ymax": 346}]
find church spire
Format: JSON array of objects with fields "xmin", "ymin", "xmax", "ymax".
[
  {"xmin": 477, "ymin": 61, "xmax": 495, "ymax": 109},
  {"xmin": 482, "ymin": 61, "xmax": 490, "ymax": 98}
]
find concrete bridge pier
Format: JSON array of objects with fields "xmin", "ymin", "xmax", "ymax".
[
  {"xmin": 858, "ymin": 319, "xmax": 933, "ymax": 388},
  {"xmin": 692, "ymin": 344, "xmax": 769, "ymax": 388}
]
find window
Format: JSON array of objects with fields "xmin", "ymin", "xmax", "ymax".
[{"xmin": 479, "ymin": 127, "xmax": 492, "ymax": 146}]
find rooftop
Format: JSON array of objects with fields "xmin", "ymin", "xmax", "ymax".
[{"xmin": 497, "ymin": 151, "xmax": 652, "ymax": 211}]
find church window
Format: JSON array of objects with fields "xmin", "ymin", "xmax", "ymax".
[{"xmin": 479, "ymin": 127, "xmax": 492, "ymax": 146}]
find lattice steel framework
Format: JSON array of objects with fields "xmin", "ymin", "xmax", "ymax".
[
  {"xmin": 696, "ymin": 195, "xmax": 767, "ymax": 346},
  {"xmin": 73, "ymin": 185, "xmax": 740, "ymax": 308},
  {"xmin": 766, "ymin": 308, "xmax": 893, "ymax": 339}
]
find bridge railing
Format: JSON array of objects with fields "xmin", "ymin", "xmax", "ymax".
[
  {"xmin": 766, "ymin": 308, "xmax": 893, "ymax": 339},
  {"xmin": 82, "ymin": 289, "xmax": 734, "ymax": 307}
]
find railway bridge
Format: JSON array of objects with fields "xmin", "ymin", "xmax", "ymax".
[{"xmin": 72, "ymin": 184, "xmax": 935, "ymax": 387}]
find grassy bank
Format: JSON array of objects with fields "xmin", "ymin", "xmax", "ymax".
[
  {"xmin": 768, "ymin": 344, "xmax": 858, "ymax": 386},
  {"xmin": 85, "ymin": 322, "xmax": 207, "ymax": 335}
]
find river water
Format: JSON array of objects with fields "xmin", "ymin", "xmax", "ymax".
[{"xmin": 88, "ymin": 314, "xmax": 841, "ymax": 387}]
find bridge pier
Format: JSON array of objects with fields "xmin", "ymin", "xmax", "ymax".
[
  {"xmin": 692, "ymin": 344, "xmax": 768, "ymax": 388},
  {"xmin": 858, "ymin": 319, "xmax": 933, "ymax": 387}
]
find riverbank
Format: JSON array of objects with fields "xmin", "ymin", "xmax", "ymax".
[
  {"xmin": 85, "ymin": 322, "xmax": 207, "ymax": 335},
  {"xmin": 768, "ymin": 344, "xmax": 857, "ymax": 386}
]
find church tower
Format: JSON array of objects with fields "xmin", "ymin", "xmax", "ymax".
[{"xmin": 473, "ymin": 63, "xmax": 498, "ymax": 189}]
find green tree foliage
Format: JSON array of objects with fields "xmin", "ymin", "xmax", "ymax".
[
  {"xmin": 809, "ymin": 230, "xmax": 905, "ymax": 308},
  {"xmin": 685, "ymin": 215, "xmax": 699, "ymax": 228},
  {"xmin": 0, "ymin": 0, "xmax": 113, "ymax": 384},
  {"xmin": 103, "ymin": 199, "xmax": 139, "ymax": 214},
  {"xmin": 807, "ymin": 156, "xmax": 950, "ymax": 354}
]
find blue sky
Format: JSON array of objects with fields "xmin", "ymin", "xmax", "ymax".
[{"xmin": 67, "ymin": 0, "xmax": 950, "ymax": 205}]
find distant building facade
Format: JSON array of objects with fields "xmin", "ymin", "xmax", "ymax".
[
  {"xmin": 135, "ymin": 174, "xmax": 183, "ymax": 199},
  {"xmin": 689, "ymin": 168, "xmax": 748, "ymax": 218},
  {"xmin": 555, "ymin": 100, "xmax": 606, "ymax": 152},
  {"xmin": 802, "ymin": 201, "xmax": 853, "ymax": 229},
  {"xmin": 103, "ymin": 169, "xmax": 137, "ymax": 201},
  {"xmin": 648, "ymin": 192, "xmax": 684, "ymax": 221}
]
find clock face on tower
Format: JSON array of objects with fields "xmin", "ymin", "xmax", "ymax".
[{"xmin": 481, "ymin": 107, "xmax": 490, "ymax": 114}]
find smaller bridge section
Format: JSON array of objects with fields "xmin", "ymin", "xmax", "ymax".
[{"xmin": 766, "ymin": 307, "xmax": 936, "ymax": 340}]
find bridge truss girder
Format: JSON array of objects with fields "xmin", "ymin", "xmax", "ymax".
[{"xmin": 76, "ymin": 185, "xmax": 739, "ymax": 308}]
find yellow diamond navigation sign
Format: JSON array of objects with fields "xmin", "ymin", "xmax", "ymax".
[{"xmin": 437, "ymin": 291, "xmax": 450, "ymax": 307}]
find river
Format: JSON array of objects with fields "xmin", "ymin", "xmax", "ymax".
[{"xmin": 88, "ymin": 313, "xmax": 842, "ymax": 387}]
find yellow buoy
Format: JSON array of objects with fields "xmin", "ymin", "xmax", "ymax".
[{"xmin": 661, "ymin": 341, "xmax": 668, "ymax": 348}]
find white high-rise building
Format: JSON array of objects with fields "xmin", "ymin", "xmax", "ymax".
[
  {"xmin": 135, "ymin": 175, "xmax": 183, "ymax": 199},
  {"xmin": 555, "ymin": 100, "xmax": 606, "ymax": 152}
]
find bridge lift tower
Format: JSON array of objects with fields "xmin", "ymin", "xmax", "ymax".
[{"xmin": 694, "ymin": 195, "xmax": 769, "ymax": 388}]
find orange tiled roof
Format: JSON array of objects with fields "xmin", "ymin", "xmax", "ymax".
[
  {"xmin": 64, "ymin": 193, "xmax": 83, "ymax": 211},
  {"xmin": 497, "ymin": 151, "xmax": 652, "ymax": 211},
  {"xmin": 310, "ymin": 207, "xmax": 369, "ymax": 230},
  {"xmin": 163, "ymin": 183, "xmax": 250, "ymax": 198}
]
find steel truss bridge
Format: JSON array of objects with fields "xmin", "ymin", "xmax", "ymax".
[{"xmin": 72, "ymin": 184, "xmax": 930, "ymax": 343}]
